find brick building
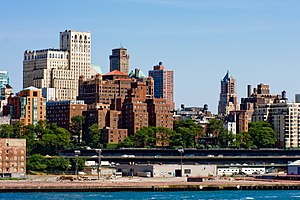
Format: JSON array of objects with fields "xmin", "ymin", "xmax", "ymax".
[
  {"xmin": 78, "ymin": 71, "xmax": 132, "ymax": 105},
  {"xmin": 149, "ymin": 62, "xmax": 175, "ymax": 110},
  {"xmin": 83, "ymin": 108, "xmax": 127, "ymax": 144},
  {"xmin": 3, "ymin": 87, "xmax": 45, "ymax": 125},
  {"xmin": 122, "ymin": 96, "xmax": 148, "ymax": 135},
  {"xmin": 0, "ymin": 138, "xmax": 26, "ymax": 178},
  {"xmin": 46, "ymin": 100, "xmax": 87, "ymax": 130},
  {"xmin": 121, "ymin": 80, "xmax": 155, "ymax": 134},
  {"xmin": 109, "ymin": 48, "xmax": 130, "ymax": 74},
  {"xmin": 240, "ymin": 83, "xmax": 281, "ymax": 122},
  {"xmin": 146, "ymin": 98, "xmax": 173, "ymax": 129},
  {"xmin": 121, "ymin": 79, "xmax": 173, "ymax": 135},
  {"xmin": 228, "ymin": 110, "xmax": 249, "ymax": 134}
]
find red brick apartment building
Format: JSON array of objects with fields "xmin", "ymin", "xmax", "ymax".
[{"xmin": 46, "ymin": 100, "xmax": 87, "ymax": 130}]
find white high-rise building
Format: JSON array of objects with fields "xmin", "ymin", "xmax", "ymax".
[
  {"xmin": 252, "ymin": 101, "xmax": 300, "ymax": 148},
  {"xmin": 23, "ymin": 30, "xmax": 93, "ymax": 101}
]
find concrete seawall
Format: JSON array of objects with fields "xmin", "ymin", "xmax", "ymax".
[{"xmin": 2, "ymin": 182, "xmax": 300, "ymax": 192}]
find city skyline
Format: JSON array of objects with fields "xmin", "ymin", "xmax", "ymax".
[{"xmin": 0, "ymin": 0, "xmax": 300, "ymax": 112}]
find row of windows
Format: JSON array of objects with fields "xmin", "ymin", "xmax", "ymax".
[{"xmin": 24, "ymin": 53, "xmax": 68, "ymax": 60}]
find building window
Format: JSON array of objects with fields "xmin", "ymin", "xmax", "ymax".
[{"xmin": 184, "ymin": 169, "xmax": 191, "ymax": 174}]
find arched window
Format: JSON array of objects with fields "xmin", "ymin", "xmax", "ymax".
[
  {"xmin": 80, "ymin": 35, "xmax": 82, "ymax": 40},
  {"xmin": 75, "ymin": 35, "xmax": 77, "ymax": 40}
]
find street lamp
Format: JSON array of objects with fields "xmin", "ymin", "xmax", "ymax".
[
  {"xmin": 129, "ymin": 162, "xmax": 135, "ymax": 178},
  {"xmin": 95, "ymin": 149, "xmax": 102, "ymax": 180},
  {"xmin": 178, "ymin": 147, "xmax": 184, "ymax": 177},
  {"xmin": 74, "ymin": 150, "xmax": 81, "ymax": 180}
]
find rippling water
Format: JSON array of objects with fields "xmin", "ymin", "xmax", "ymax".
[{"xmin": 1, "ymin": 190, "xmax": 300, "ymax": 200}]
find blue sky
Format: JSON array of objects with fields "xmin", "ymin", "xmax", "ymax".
[{"xmin": 0, "ymin": 0, "xmax": 300, "ymax": 113}]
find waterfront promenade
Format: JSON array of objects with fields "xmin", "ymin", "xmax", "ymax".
[{"xmin": 2, "ymin": 175, "xmax": 300, "ymax": 192}]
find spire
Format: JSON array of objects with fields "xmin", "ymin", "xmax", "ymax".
[{"xmin": 223, "ymin": 70, "xmax": 232, "ymax": 81}]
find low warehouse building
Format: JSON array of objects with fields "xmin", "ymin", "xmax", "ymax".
[
  {"xmin": 117, "ymin": 164, "xmax": 217, "ymax": 177},
  {"xmin": 288, "ymin": 160, "xmax": 300, "ymax": 175}
]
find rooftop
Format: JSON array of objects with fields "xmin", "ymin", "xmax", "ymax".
[
  {"xmin": 23, "ymin": 86, "xmax": 40, "ymax": 91},
  {"xmin": 104, "ymin": 70, "xmax": 128, "ymax": 76}
]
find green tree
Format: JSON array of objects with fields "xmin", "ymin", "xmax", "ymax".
[
  {"xmin": 71, "ymin": 115, "xmax": 85, "ymax": 144},
  {"xmin": 134, "ymin": 127, "xmax": 156, "ymax": 147},
  {"xmin": 172, "ymin": 119, "xmax": 203, "ymax": 148},
  {"xmin": 70, "ymin": 158, "xmax": 85, "ymax": 171},
  {"xmin": 207, "ymin": 119, "xmax": 225, "ymax": 137},
  {"xmin": 155, "ymin": 127, "xmax": 174, "ymax": 147},
  {"xmin": 119, "ymin": 136, "xmax": 135, "ymax": 147},
  {"xmin": 236, "ymin": 131, "xmax": 252, "ymax": 148},
  {"xmin": 0, "ymin": 124, "xmax": 14, "ymax": 138},
  {"xmin": 37, "ymin": 127, "xmax": 71, "ymax": 155},
  {"xmin": 248, "ymin": 121, "xmax": 276, "ymax": 148},
  {"xmin": 35, "ymin": 120, "xmax": 51, "ymax": 137},
  {"xmin": 12, "ymin": 121, "xmax": 23, "ymax": 138},
  {"xmin": 87, "ymin": 124, "xmax": 101, "ymax": 148},
  {"xmin": 206, "ymin": 119, "xmax": 235, "ymax": 148},
  {"xmin": 179, "ymin": 127, "xmax": 195, "ymax": 148},
  {"xmin": 22, "ymin": 125, "xmax": 37, "ymax": 155},
  {"xmin": 27, "ymin": 154, "xmax": 47, "ymax": 172},
  {"xmin": 46, "ymin": 157, "xmax": 70, "ymax": 173}
]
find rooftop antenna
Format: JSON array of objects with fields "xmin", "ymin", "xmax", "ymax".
[{"xmin": 120, "ymin": 42, "xmax": 123, "ymax": 48}]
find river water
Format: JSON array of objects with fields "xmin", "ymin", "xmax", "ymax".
[{"xmin": 1, "ymin": 190, "xmax": 300, "ymax": 199}]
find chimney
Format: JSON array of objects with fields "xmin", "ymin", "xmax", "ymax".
[
  {"xmin": 282, "ymin": 90, "xmax": 287, "ymax": 100},
  {"xmin": 247, "ymin": 85, "xmax": 252, "ymax": 97}
]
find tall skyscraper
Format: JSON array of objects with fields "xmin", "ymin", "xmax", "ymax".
[
  {"xmin": 0, "ymin": 71, "xmax": 9, "ymax": 100},
  {"xmin": 148, "ymin": 62, "xmax": 175, "ymax": 110},
  {"xmin": 109, "ymin": 48, "xmax": 130, "ymax": 74},
  {"xmin": 23, "ymin": 30, "xmax": 92, "ymax": 101},
  {"xmin": 218, "ymin": 70, "xmax": 238, "ymax": 117}
]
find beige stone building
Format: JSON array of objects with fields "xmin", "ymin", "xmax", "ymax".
[{"xmin": 23, "ymin": 30, "xmax": 92, "ymax": 101}]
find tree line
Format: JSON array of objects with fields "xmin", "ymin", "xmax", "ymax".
[
  {"xmin": 0, "ymin": 117, "xmax": 277, "ymax": 172},
  {"xmin": 119, "ymin": 119, "xmax": 277, "ymax": 149}
]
